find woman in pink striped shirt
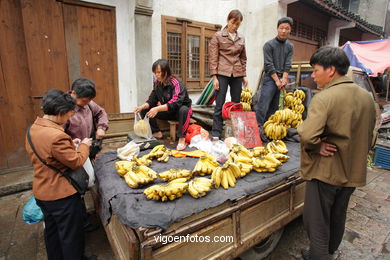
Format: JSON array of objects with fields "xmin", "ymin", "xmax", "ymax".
[{"xmin": 135, "ymin": 59, "xmax": 192, "ymax": 150}]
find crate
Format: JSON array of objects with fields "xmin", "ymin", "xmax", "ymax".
[{"xmin": 374, "ymin": 144, "xmax": 390, "ymax": 169}]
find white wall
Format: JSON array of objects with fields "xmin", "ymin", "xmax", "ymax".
[{"xmin": 81, "ymin": 0, "xmax": 137, "ymax": 113}]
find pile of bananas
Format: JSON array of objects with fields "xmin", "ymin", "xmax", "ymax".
[
  {"xmin": 188, "ymin": 177, "xmax": 213, "ymax": 198},
  {"xmin": 266, "ymin": 140, "xmax": 288, "ymax": 154},
  {"xmin": 115, "ymin": 161, "xmax": 136, "ymax": 176},
  {"xmin": 252, "ymin": 146, "xmax": 269, "ymax": 157},
  {"xmin": 212, "ymin": 162, "xmax": 241, "ymax": 189},
  {"xmin": 159, "ymin": 169, "xmax": 193, "ymax": 182},
  {"xmin": 284, "ymin": 90, "xmax": 306, "ymax": 114},
  {"xmin": 252, "ymin": 154, "xmax": 282, "ymax": 173},
  {"xmin": 240, "ymin": 88, "xmax": 253, "ymax": 111},
  {"xmin": 124, "ymin": 165, "xmax": 158, "ymax": 189},
  {"xmin": 263, "ymin": 122, "xmax": 288, "ymax": 140},
  {"xmin": 132, "ymin": 155, "xmax": 152, "ymax": 166},
  {"xmin": 227, "ymin": 144, "xmax": 253, "ymax": 176},
  {"xmin": 193, "ymin": 154, "xmax": 220, "ymax": 176},
  {"xmin": 145, "ymin": 145, "xmax": 171, "ymax": 163},
  {"xmin": 144, "ymin": 178, "xmax": 189, "ymax": 201}
]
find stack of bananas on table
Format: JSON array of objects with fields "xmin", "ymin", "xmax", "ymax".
[
  {"xmin": 240, "ymin": 87, "xmax": 253, "ymax": 111},
  {"xmin": 263, "ymin": 121, "xmax": 288, "ymax": 140},
  {"xmin": 284, "ymin": 90, "xmax": 306, "ymax": 114},
  {"xmin": 251, "ymin": 146, "xmax": 269, "ymax": 157},
  {"xmin": 123, "ymin": 165, "xmax": 158, "ymax": 189},
  {"xmin": 227, "ymin": 144, "xmax": 253, "ymax": 176},
  {"xmin": 211, "ymin": 162, "xmax": 241, "ymax": 189},
  {"xmin": 159, "ymin": 169, "xmax": 193, "ymax": 182},
  {"xmin": 115, "ymin": 161, "xmax": 136, "ymax": 176},
  {"xmin": 132, "ymin": 154, "xmax": 152, "ymax": 166},
  {"xmin": 144, "ymin": 178, "xmax": 189, "ymax": 201},
  {"xmin": 143, "ymin": 145, "xmax": 171, "ymax": 163},
  {"xmin": 266, "ymin": 140, "xmax": 288, "ymax": 154},
  {"xmin": 252, "ymin": 154, "xmax": 282, "ymax": 173},
  {"xmin": 188, "ymin": 177, "xmax": 213, "ymax": 198},
  {"xmin": 193, "ymin": 154, "xmax": 220, "ymax": 176}
]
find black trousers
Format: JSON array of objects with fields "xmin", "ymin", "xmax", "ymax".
[
  {"xmin": 212, "ymin": 75, "xmax": 243, "ymax": 138},
  {"xmin": 36, "ymin": 193, "xmax": 85, "ymax": 260},
  {"xmin": 141, "ymin": 106, "xmax": 191, "ymax": 138},
  {"xmin": 303, "ymin": 179, "xmax": 355, "ymax": 260}
]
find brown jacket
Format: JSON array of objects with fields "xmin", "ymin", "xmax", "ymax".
[
  {"xmin": 297, "ymin": 76, "xmax": 376, "ymax": 187},
  {"xmin": 25, "ymin": 117, "xmax": 90, "ymax": 201},
  {"xmin": 209, "ymin": 28, "xmax": 247, "ymax": 77}
]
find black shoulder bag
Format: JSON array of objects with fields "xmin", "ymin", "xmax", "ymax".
[
  {"xmin": 87, "ymin": 104, "xmax": 103, "ymax": 160},
  {"xmin": 27, "ymin": 126, "xmax": 89, "ymax": 195}
]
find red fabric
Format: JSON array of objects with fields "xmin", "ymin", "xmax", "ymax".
[
  {"xmin": 185, "ymin": 124, "xmax": 203, "ymax": 144},
  {"xmin": 222, "ymin": 102, "xmax": 243, "ymax": 119}
]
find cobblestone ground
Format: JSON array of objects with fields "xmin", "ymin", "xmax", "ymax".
[{"xmin": 0, "ymin": 168, "xmax": 389, "ymax": 260}]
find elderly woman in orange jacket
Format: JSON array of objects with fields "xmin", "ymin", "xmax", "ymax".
[
  {"xmin": 25, "ymin": 89, "xmax": 95, "ymax": 260},
  {"xmin": 209, "ymin": 9, "xmax": 248, "ymax": 139}
]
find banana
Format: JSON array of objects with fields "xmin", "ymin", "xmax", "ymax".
[
  {"xmin": 188, "ymin": 182, "xmax": 199, "ymax": 198},
  {"xmin": 213, "ymin": 167, "xmax": 222, "ymax": 188},
  {"xmin": 226, "ymin": 168, "xmax": 236, "ymax": 187},
  {"xmin": 220, "ymin": 169, "xmax": 229, "ymax": 189}
]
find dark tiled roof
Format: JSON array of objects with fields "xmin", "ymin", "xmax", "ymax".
[{"xmin": 302, "ymin": 0, "xmax": 384, "ymax": 36}]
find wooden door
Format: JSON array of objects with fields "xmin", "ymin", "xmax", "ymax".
[
  {"xmin": 289, "ymin": 39, "xmax": 318, "ymax": 62},
  {"xmin": 63, "ymin": 1, "xmax": 119, "ymax": 113}
]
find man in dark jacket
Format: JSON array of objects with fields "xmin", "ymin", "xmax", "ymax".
[
  {"xmin": 298, "ymin": 46, "xmax": 376, "ymax": 260},
  {"xmin": 255, "ymin": 17, "xmax": 294, "ymax": 142}
]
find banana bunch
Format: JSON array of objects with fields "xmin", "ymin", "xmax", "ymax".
[
  {"xmin": 144, "ymin": 178, "xmax": 188, "ymax": 201},
  {"xmin": 132, "ymin": 155, "xmax": 152, "ymax": 166},
  {"xmin": 193, "ymin": 154, "xmax": 220, "ymax": 176},
  {"xmin": 273, "ymin": 153, "xmax": 290, "ymax": 162},
  {"xmin": 252, "ymin": 154, "xmax": 282, "ymax": 173},
  {"xmin": 266, "ymin": 140, "xmax": 288, "ymax": 154},
  {"xmin": 263, "ymin": 122, "xmax": 288, "ymax": 140},
  {"xmin": 290, "ymin": 112, "xmax": 303, "ymax": 128},
  {"xmin": 284, "ymin": 91, "xmax": 305, "ymax": 114},
  {"xmin": 212, "ymin": 162, "xmax": 241, "ymax": 189},
  {"xmin": 159, "ymin": 169, "xmax": 193, "ymax": 182},
  {"xmin": 115, "ymin": 161, "xmax": 136, "ymax": 176},
  {"xmin": 252, "ymin": 146, "xmax": 269, "ymax": 158},
  {"xmin": 188, "ymin": 177, "xmax": 213, "ymax": 198},
  {"xmin": 228, "ymin": 144, "xmax": 253, "ymax": 176},
  {"xmin": 146, "ymin": 145, "xmax": 170, "ymax": 162},
  {"xmin": 240, "ymin": 88, "xmax": 253, "ymax": 111},
  {"xmin": 124, "ymin": 165, "xmax": 158, "ymax": 189}
]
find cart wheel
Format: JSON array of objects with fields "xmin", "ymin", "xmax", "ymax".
[{"xmin": 238, "ymin": 228, "xmax": 284, "ymax": 260}]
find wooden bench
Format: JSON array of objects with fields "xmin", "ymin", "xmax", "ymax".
[{"xmin": 168, "ymin": 119, "xmax": 196, "ymax": 141}]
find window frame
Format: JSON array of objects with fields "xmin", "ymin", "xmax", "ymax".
[{"xmin": 162, "ymin": 15, "xmax": 220, "ymax": 92}]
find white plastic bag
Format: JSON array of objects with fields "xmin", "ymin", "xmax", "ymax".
[
  {"xmin": 83, "ymin": 158, "xmax": 95, "ymax": 188},
  {"xmin": 117, "ymin": 140, "xmax": 140, "ymax": 161},
  {"xmin": 209, "ymin": 140, "xmax": 230, "ymax": 162},
  {"xmin": 189, "ymin": 134, "xmax": 212, "ymax": 153},
  {"xmin": 134, "ymin": 113, "xmax": 153, "ymax": 139}
]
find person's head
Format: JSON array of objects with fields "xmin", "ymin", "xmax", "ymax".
[
  {"xmin": 226, "ymin": 9, "xmax": 243, "ymax": 33},
  {"xmin": 277, "ymin": 17, "xmax": 293, "ymax": 41},
  {"xmin": 310, "ymin": 46, "xmax": 350, "ymax": 89},
  {"xmin": 42, "ymin": 89, "xmax": 76, "ymax": 124},
  {"xmin": 71, "ymin": 78, "xmax": 96, "ymax": 107},
  {"xmin": 152, "ymin": 59, "xmax": 172, "ymax": 83}
]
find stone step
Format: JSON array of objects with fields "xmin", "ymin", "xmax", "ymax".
[{"xmin": 0, "ymin": 168, "xmax": 33, "ymax": 197}]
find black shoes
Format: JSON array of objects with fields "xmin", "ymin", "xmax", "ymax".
[{"xmin": 301, "ymin": 249, "xmax": 310, "ymax": 260}]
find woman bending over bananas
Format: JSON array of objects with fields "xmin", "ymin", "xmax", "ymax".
[{"xmin": 135, "ymin": 59, "xmax": 192, "ymax": 151}]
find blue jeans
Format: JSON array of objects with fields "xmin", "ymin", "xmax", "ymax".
[{"xmin": 255, "ymin": 75, "xmax": 280, "ymax": 129}]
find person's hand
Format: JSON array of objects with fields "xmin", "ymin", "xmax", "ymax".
[
  {"xmin": 276, "ymin": 80, "xmax": 284, "ymax": 90},
  {"xmin": 96, "ymin": 129, "xmax": 105, "ymax": 139},
  {"xmin": 72, "ymin": 138, "xmax": 81, "ymax": 146},
  {"xmin": 81, "ymin": 138, "xmax": 92, "ymax": 147},
  {"xmin": 281, "ymin": 78, "xmax": 288, "ymax": 87},
  {"xmin": 213, "ymin": 77, "xmax": 219, "ymax": 90},
  {"xmin": 146, "ymin": 107, "xmax": 159, "ymax": 118},
  {"xmin": 319, "ymin": 137, "xmax": 337, "ymax": 157},
  {"xmin": 134, "ymin": 104, "xmax": 148, "ymax": 114},
  {"xmin": 242, "ymin": 76, "xmax": 248, "ymax": 88}
]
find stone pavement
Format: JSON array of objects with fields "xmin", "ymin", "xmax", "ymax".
[{"xmin": 0, "ymin": 167, "xmax": 389, "ymax": 260}]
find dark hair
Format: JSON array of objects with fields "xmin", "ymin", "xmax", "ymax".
[
  {"xmin": 42, "ymin": 89, "xmax": 76, "ymax": 116},
  {"xmin": 227, "ymin": 9, "xmax": 243, "ymax": 22},
  {"xmin": 277, "ymin": 17, "xmax": 293, "ymax": 28},
  {"xmin": 71, "ymin": 78, "xmax": 96, "ymax": 99},
  {"xmin": 152, "ymin": 59, "xmax": 172, "ymax": 79},
  {"xmin": 310, "ymin": 46, "xmax": 350, "ymax": 75}
]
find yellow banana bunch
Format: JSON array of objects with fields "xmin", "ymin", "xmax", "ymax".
[
  {"xmin": 252, "ymin": 146, "xmax": 269, "ymax": 157},
  {"xmin": 115, "ymin": 161, "xmax": 136, "ymax": 176},
  {"xmin": 188, "ymin": 177, "xmax": 213, "ymax": 198},
  {"xmin": 144, "ymin": 145, "xmax": 171, "ymax": 162},
  {"xmin": 193, "ymin": 154, "xmax": 220, "ymax": 176},
  {"xmin": 144, "ymin": 178, "xmax": 188, "ymax": 201},
  {"xmin": 212, "ymin": 162, "xmax": 241, "ymax": 189},
  {"xmin": 159, "ymin": 169, "xmax": 193, "ymax": 182},
  {"xmin": 241, "ymin": 102, "xmax": 252, "ymax": 111},
  {"xmin": 293, "ymin": 89, "xmax": 306, "ymax": 101},
  {"xmin": 231, "ymin": 144, "xmax": 253, "ymax": 158},
  {"xmin": 240, "ymin": 88, "xmax": 253, "ymax": 111},
  {"xmin": 273, "ymin": 153, "xmax": 290, "ymax": 162},
  {"xmin": 264, "ymin": 122, "xmax": 288, "ymax": 140},
  {"xmin": 252, "ymin": 154, "xmax": 282, "ymax": 173},
  {"xmin": 124, "ymin": 164, "xmax": 158, "ymax": 189},
  {"xmin": 157, "ymin": 149, "xmax": 170, "ymax": 163},
  {"xmin": 266, "ymin": 140, "xmax": 288, "ymax": 154},
  {"xmin": 132, "ymin": 155, "xmax": 152, "ymax": 166},
  {"xmin": 284, "ymin": 90, "xmax": 305, "ymax": 115}
]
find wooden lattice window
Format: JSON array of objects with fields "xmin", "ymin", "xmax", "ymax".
[
  {"xmin": 162, "ymin": 16, "xmax": 218, "ymax": 91},
  {"xmin": 297, "ymin": 23, "xmax": 313, "ymax": 40}
]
